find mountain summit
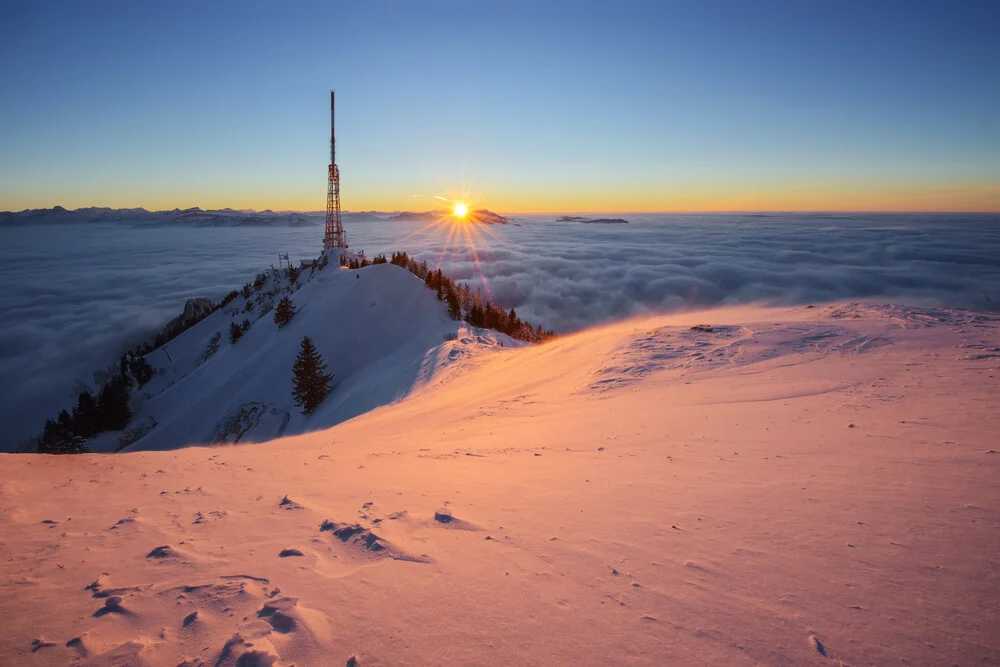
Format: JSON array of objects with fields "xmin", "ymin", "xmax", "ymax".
[{"xmin": 118, "ymin": 254, "xmax": 521, "ymax": 451}]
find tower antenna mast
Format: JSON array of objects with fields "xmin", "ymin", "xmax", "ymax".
[{"xmin": 323, "ymin": 90, "xmax": 347, "ymax": 251}]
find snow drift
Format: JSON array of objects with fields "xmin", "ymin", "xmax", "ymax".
[{"xmin": 1, "ymin": 299, "xmax": 998, "ymax": 666}]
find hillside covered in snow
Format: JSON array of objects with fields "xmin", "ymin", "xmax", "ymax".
[
  {"xmin": 120, "ymin": 256, "xmax": 522, "ymax": 452},
  {"xmin": 24, "ymin": 250, "xmax": 548, "ymax": 455},
  {"xmin": 0, "ymin": 296, "xmax": 998, "ymax": 666}
]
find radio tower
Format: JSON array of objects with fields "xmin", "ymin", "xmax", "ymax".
[{"xmin": 323, "ymin": 90, "xmax": 347, "ymax": 251}]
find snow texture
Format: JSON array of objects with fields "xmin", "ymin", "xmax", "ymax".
[
  {"xmin": 123, "ymin": 257, "xmax": 517, "ymax": 451},
  {"xmin": 0, "ymin": 299, "xmax": 998, "ymax": 665}
]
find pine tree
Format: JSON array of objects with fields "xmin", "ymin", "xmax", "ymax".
[
  {"xmin": 73, "ymin": 391, "xmax": 97, "ymax": 438},
  {"xmin": 230, "ymin": 320, "xmax": 244, "ymax": 344},
  {"xmin": 127, "ymin": 353, "xmax": 154, "ymax": 387},
  {"xmin": 95, "ymin": 375, "xmax": 131, "ymax": 432},
  {"xmin": 274, "ymin": 296, "xmax": 295, "ymax": 328},
  {"xmin": 51, "ymin": 434, "xmax": 88, "ymax": 454},
  {"xmin": 291, "ymin": 336, "xmax": 334, "ymax": 414},
  {"xmin": 446, "ymin": 287, "xmax": 461, "ymax": 320},
  {"xmin": 38, "ymin": 430, "xmax": 88, "ymax": 454}
]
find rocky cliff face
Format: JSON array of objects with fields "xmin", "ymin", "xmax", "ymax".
[{"xmin": 160, "ymin": 297, "xmax": 216, "ymax": 342}]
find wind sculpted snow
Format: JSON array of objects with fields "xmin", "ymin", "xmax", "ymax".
[{"xmin": 0, "ymin": 301, "xmax": 997, "ymax": 665}]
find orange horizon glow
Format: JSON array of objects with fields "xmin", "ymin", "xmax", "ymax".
[
  {"xmin": 382, "ymin": 201, "xmax": 503, "ymax": 302},
  {"xmin": 5, "ymin": 182, "xmax": 999, "ymax": 215}
]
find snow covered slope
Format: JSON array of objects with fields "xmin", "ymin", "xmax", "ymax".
[
  {"xmin": 1, "ymin": 302, "xmax": 998, "ymax": 666},
  {"xmin": 123, "ymin": 258, "xmax": 517, "ymax": 451}
]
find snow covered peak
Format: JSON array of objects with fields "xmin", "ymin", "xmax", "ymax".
[{"xmin": 121, "ymin": 260, "xmax": 518, "ymax": 451}]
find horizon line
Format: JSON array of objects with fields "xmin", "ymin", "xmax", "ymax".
[{"xmin": 4, "ymin": 204, "xmax": 1000, "ymax": 216}]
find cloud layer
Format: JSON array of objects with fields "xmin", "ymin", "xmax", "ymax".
[
  {"xmin": 352, "ymin": 213, "xmax": 1000, "ymax": 332},
  {"xmin": 1, "ymin": 213, "xmax": 998, "ymax": 447}
]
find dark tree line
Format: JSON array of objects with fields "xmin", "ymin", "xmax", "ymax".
[
  {"xmin": 38, "ymin": 352, "xmax": 153, "ymax": 454},
  {"xmin": 343, "ymin": 254, "xmax": 385, "ymax": 270},
  {"xmin": 32, "ymin": 256, "xmax": 313, "ymax": 454},
  {"xmin": 340, "ymin": 250, "xmax": 554, "ymax": 341},
  {"xmin": 230, "ymin": 318, "xmax": 251, "ymax": 343},
  {"xmin": 35, "ymin": 247, "xmax": 554, "ymax": 452},
  {"xmin": 220, "ymin": 289, "xmax": 240, "ymax": 308},
  {"xmin": 384, "ymin": 251, "xmax": 555, "ymax": 342},
  {"xmin": 34, "ymin": 288, "xmax": 201, "ymax": 453}
]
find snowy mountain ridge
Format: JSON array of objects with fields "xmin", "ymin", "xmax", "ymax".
[{"xmin": 105, "ymin": 253, "xmax": 521, "ymax": 452}]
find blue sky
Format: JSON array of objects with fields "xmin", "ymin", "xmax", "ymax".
[{"xmin": 1, "ymin": 0, "xmax": 998, "ymax": 212}]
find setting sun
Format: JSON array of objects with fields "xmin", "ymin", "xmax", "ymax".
[{"xmin": 453, "ymin": 202, "xmax": 468, "ymax": 218}]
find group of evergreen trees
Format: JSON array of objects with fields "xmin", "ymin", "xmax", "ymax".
[
  {"xmin": 32, "ymin": 256, "xmax": 318, "ymax": 453},
  {"xmin": 343, "ymin": 254, "xmax": 387, "ymax": 270},
  {"xmin": 220, "ymin": 289, "xmax": 240, "ymax": 308},
  {"xmin": 341, "ymin": 250, "xmax": 554, "ymax": 341},
  {"xmin": 122, "ymin": 352, "xmax": 155, "ymax": 387},
  {"xmin": 386, "ymin": 251, "xmax": 554, "ymax": 342},
  {"xmin": 229, "ymin": 318, "xmax": 251, "ymax": 343},
  {"xmin": 274, "ymin": 296, "xmax": 295, "ymax": 328},
  {"xmin": 38, "ymin": 352, "xmax": 153, "ymax": 454},
  {"xmin": 34, "ymin": 281, "xmax": 204, "ymax": 453},
  {"xmin": 34, "ymin": 247, "xmax": 555, "ymax": 452}
]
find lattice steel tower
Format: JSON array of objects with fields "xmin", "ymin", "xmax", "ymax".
[{"xmin": 323, "ymin": 90, "xmax": 347, "ymax": 251}]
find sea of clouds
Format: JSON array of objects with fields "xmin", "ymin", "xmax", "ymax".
[{"xmin": 1, "ymin": 213, "xmax": 998, "ymax": 448}]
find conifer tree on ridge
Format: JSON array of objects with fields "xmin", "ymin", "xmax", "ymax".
[
  {"xmin": 274, "ymin": 296, "xmax": 295, "ymax": 328},
  {"xmin": 291, "ymin": 336, "xmax": 334, "ymax": 414}
]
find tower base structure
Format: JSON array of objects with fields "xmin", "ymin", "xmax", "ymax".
[
  {"xmin": 323, "ymin": 164, "xmax": 346, "ymax": 251},
  {"xmin": 322, "ymin": 90, "xmax": 347, "ymax": 252}
]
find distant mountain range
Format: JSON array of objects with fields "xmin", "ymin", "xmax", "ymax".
[
  {"xmin": 388, "ymin": 209, "xmax": 509, "ymax": 224},
  {"xmin": 0, "ymin": 206, "xmax": 322, "ymax": 227},
  {"xmin": 0, "ymin": 206, "xmax": 510, "ymax": 226}
]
